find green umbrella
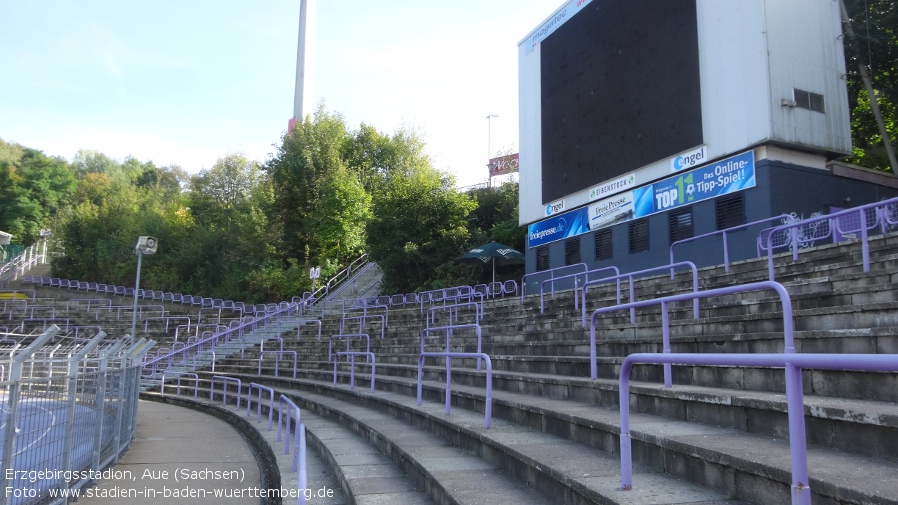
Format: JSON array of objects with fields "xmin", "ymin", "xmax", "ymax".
[{"xmin": 458, "ymin": 241, "xmax": 524, "ymax": 283}]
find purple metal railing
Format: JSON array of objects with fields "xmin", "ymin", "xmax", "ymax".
[
  {"xmin": 420, "ymin": 323, "xmax": 483, "ymax": 370},
  {"xmin": 258, "ymin": 350, "xmax": 297, "ymax": 379},
  {"xmin": 426, "ymin": 300, "xmax": 482, "ymax": 327},
  {"xmin": 619, "ymin": 352, "xmax": 898, "ymax": 505},
  {"xmin": 246, "ymin": 382, "xmax": 275, "ymax": 431},
  {"xmin": 521, "ymin": 263, "xmax": 588, "ymax": 300},
  {"xmin": 277, "ymin": 395, "xmax": 308, "ymax": 505},
  {"xmin": 589, "ymin": 281, "xmax": 794, "ymax": 382},
  {"xmin": 670, "ymin": 214, "xmax": 796, "ymax": 273},
  {"xmin": 159, "ymin": 371, "xmax": 198, "ymax": 398},
  {"xmin": 540, "ymin": 266, "xmax": 621, "ymax": 313},
  {"xmin": 333, "ymin": 351, "xmax": 376, "ymax": 393},
  {"xmin": 327, "ymin": 333, "xmax": 370, "ymax": 363},
  {"xmin": 416, "ymin": 351, "xmax": 493, "ymax": 429},
  {"xmin": 287, "ymin": 318, "xmax": 322, "ymax": 341},
  {"xmin": 340, "ymin": 314, "xmax": 385, "ymax": 340},
  {"xmin": 581, "ymin": 261, "xmax": 700, "ymax": 328},
  {"xmin": 765, "ymin": 196, "xmax": 898, "ymax": 281},
  {"xmin": 210, "ymin": 376, "xmax": 242, "ymax": 408},
  {"xmin": 144, "ymin": 301, "xmax": 299, "ymax": 371}
]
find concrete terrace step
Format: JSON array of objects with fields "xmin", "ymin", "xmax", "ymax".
[
  {"xmin": 214, "ymin": 358, "xmax": 898, "ymax": 462},
  {"xmin": 197, "ymin": 371, "xmax": 748, "ymax": 505},
  {"xmin": 207, "ymin": 370, "xmax": 893, "ymax": 505}
]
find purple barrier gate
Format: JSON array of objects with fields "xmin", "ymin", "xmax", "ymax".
[
  {"xmin": 619, "ymin": 352, "xmax": 898, "ymax": 505},
  {"xmin": 765, "ymin": 196, "xmax": 898, "ymax": 281},
  {"xmin": 589, "ymin": 281, "xmax": 794, "ymax": 383},
  {"xmin": 416, "ymin": 351, "xmax": 493, "ymax": 429}
]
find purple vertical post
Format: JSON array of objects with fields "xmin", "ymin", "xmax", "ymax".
[
  {"xmin": 416, "ymin": 355, "xmax": 424, "ymax": 405},
  {"xmin": 860, "ymin": 208, "xmax": 870, "ymax": 272},
  {"xmin": 349, "ymin": 353, "xmax": 356, "ymax": 390},
  {"xmin": 785, "ymin": 362, "xmax": 812, "ymax": 504},
  {"xmin": 298, "ymin": 424, "xmax": 307, "ymax": 505},
  {"xmin": 619, "ymin": 359, "xmax": 633, "ymax": 490},
  {"xmin": 722, "ymin": 230, "xmax": 731, "ymax": 273},
  {"xmin": 661, "ymin": 301, "xmax": 671, "ymax": 388},
  {"xmin": 445, "ymin": 356, "xmax": 452, "ymax": 415}
]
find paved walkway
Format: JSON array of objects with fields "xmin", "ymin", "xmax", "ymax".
[{"xmin": 75, "ymin": 400, "xmax": 262, "ymax": 504}]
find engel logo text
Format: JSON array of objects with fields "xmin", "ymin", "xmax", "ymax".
[
  {"xmin": 672, "ymin": 146, "xmax": 706, "ymax": 172},
  {"xmin": 545, "ymin": 200, "xmax": 565, "ymax": 216}
]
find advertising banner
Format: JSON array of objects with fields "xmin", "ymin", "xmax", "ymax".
[
  {"xmin": 634, "ymin": 150, "xmax": 755, "ymax": 218},
  {"xmin": 589, "ymin": 191, "xmax": 635, "ymax": 230},
  {"xmin": 588, "ymin": 172, "xmax": 636, "ymax": 202},
  {"xmin": 527, "ymin": 206, "xmax": 590, "ymax": 248},
  {"xmin": 489, "ymin": 153, "xmax": 520, "ymax": 177}
]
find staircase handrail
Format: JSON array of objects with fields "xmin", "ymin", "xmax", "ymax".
[{"xmin": 306, "ymin": 253, "xmax": 369, "ymax": 304}]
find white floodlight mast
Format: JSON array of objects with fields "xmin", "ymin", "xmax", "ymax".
[{"xmin": 291, "ymin": 0, "xmax": 316, "ymax": 129}]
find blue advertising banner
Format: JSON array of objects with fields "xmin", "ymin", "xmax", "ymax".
[
  {"xmin": 527, "ymin": 206, "xmax": 590, "ymax": 248},
  {"xmin": 633, "ymin": 150, "xmax": 755, "ymax": 217}
]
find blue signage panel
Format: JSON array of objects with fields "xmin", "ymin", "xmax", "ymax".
[
  {"xmin": 527, "ymin": 206, "xmax": 590, "ymax": 248},
  {"xmin": 633, "ymin": 150, "xmax": 755, "ymax": 218},
  {"xmin": 527, "ymin": 151, "xmax": 755, "ymax": 250}
]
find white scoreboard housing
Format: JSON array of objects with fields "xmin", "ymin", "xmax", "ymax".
[{"xmin": 518, "ymin": 0, "xmax": 850, "ymax": 226}]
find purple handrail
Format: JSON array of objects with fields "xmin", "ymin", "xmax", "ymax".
[
  {"xmin": 294, "ymin": 319, "xmax": 322, "ymax": 341},
  {"xmin": 589, "ymin": 281, "xmax": 794, "ymax": 383},
  {"xmin": 277, "ymin": 394, "xmax": 308, "ymax": 503},
  {"xmin": 765, "ymin": 196, "xmax": 898, "ymax": 280},
  {"xmin": 420, "ymin": 323, "xmax": 483, "ymax": 370},
  {"xmin": 581, "ymin": 261, "xmax": 699, "ymax": 328},
  {"xmin": 521, "ymin": 263, "xmax": 588, "ymax": 301},
  {"xmin": 416, "ymin": 351, "xmax": 493, "ymax": 429},
  {"xmin": 333, "ymin": 351, "xmax": 376, "ymax": 393},
  {"xmin": 340, "ymin": 314, "xmax": 385, "ymax": 340},
  {"xmin": 670, "ymin": 214, "xmax": 796, "ymax": 273},
  {"xmin": 258, "ymin": 350, "xmax": 297, "ymax": 379},
  {"xmin": 210, "ymin": 376, "xmax": 242, "ymax": 408},
  {"xmin": 246, "ymin": 382, "xmax": 275, "ymax": 431},
  {"xmin": 160, "ymin": 371, "xmax": 198, "ymax": 398},
  {"xmin": 619, "ymin": 352, "xmax": 898, "ymax": 505},
  {"xmin": 328, "ymin": 333, "xmax": 370, "ymax": 363},
  {"xmin": 540, "ymin": 266, "xmax": 621, "ymax": 313},
  {"xmin": 426, "ymin": 300, "xmax": 482, "ymax": 327}
]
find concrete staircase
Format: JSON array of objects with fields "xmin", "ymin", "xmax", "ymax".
[{"xmin": 161, "ymin": 232, "xmax": 898, "ymax": 504}]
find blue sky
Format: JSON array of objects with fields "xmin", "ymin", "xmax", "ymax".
[{"xmin": 0, "ymin": 0, "xmax": 559, "ymax": 188}]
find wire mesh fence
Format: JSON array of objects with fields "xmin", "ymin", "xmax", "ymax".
[{"xmin": 0, "ymin": 326, "xmax": 153, "ymax": 505}]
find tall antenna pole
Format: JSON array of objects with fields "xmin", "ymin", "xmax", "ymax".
[{"xmin": 289, "ymin": 0, "xmax": 316, "ymax": 133}]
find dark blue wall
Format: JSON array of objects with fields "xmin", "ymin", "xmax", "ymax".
[{"xmin": 523, "ymin": 159, "xmax": 898, "ymax": 293}]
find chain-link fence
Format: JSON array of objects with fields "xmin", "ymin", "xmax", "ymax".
[{"xmin": 0, "ymin": 326, "xmax": 154, "ymax": 505}]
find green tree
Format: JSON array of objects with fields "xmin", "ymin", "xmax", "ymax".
[
  {"xmin": 367, "ymin": 165, "xmax": 476, "ymax": 293},
  {"xmin": 0, "ymin": 144, "xmax": 76, "ymax": 244},
  {"xmin": 265, "ymin": 105, "xmax": 349, "ymax": 267},
  {"xmin": 842, "ymin": 0, "xmax": 898, "ymax": 171}
]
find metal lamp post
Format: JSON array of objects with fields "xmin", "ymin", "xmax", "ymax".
[
  {"xmin": 130, "ymin": 236, "xmax": 158, "ymax": 343},
  {"xmin": 486, "ymin": 114, "xmax": 498, "ymax": 186}
]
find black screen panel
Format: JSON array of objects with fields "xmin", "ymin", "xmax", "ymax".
[{"xmin": 541, "ymin": 0, "xmax": 702, "ymax": 203}]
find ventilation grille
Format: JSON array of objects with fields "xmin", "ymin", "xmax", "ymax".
[{"xmin": 594, "ymin": 229, "xmax": 613, "ymax": 260}]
